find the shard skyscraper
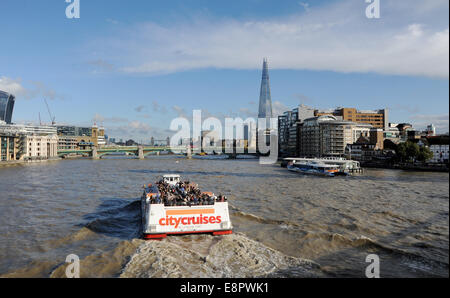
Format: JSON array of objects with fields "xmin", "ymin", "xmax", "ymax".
[{"xmin": 258, "ymin": 58, "xmax": 273, "ymax": 120}]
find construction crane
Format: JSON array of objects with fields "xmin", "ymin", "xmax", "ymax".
[{"xmin": 44, "ymin": 98, "xmax": 56, "ymax": 125}]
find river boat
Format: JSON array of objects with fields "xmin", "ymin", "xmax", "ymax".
[
  {"xmin": 287, "ymin": 161, "xmax": 347, "ymax": 177},
  {"xmin": 141, "ymin": 174, "xmax": 233, "ymax": 240}
]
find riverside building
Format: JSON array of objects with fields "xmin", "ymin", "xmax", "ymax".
[
  {"xmin": 345, "ymin": 129, "xmax": 386, "ymax": 161},
  {"xmin": 298, "ymin": 115, "xmax": 373, "ymax": 158},
  {"xmin": 0, "ymin": 128, "xmax": 24, "ymax": 161},
  {"xmin": 315, "ymin": 107, "xmax": 388, "ymax": 129},
  {"xmin": 278, "ymin": 105, "xmax": 315, "ymax": 157},
  {"xmin": 56, "ymin": 124, "xmax": 106, "ymax": 150},
  {"xmin": 427, "ymin": 136, "xmax": 449, "ymax": 164},
  {"xmin": 1, "ymin": 90, "xmax": 57, "ymax": 161},
  {"xmin": 0, "ymin": 124, "xmax": 58, "ymax": 161}
]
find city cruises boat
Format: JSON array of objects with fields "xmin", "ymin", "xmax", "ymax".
[
  {"xmin": 282, "ymin": 157, "xmax": 362, "ymax": 173},
  {"xmin": 141, "ymin": 174, "xmax": 233, "ymax": 240},
  {"xmin": 287, "ymin": 161, "xmax": 346, "ymax": 177}
]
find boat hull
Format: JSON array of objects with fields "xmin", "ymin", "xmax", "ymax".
[
  {"xmin": 141, "ymin": 198, "xmax": 233, "ymax": 240},
  {"xmin": 143, "ymin": 229, "xmax": 233, "ymax": 240},
  {"xmin": 287, "ymin": 165, "xmax": 336, "ymax": 177}
]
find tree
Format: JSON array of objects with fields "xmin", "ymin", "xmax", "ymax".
[
  {"xmin": 406, "ymin": 141, "xmax": 420, "ymax": 161},
  {"xmin": 396, "ymin": 142, "xmax": 408, "ymax": 162},
  {"xmin": 395, "ymin": 141, "xmax": 421, "ymax": 163},
  {"xmin": 384, "ymin": 139, "xmax": 398, "ymax": 151},
  {"xmin": 417, "ymin": 146, "xmax": 434, "ymax": 162}
]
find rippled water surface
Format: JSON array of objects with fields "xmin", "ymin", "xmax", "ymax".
[{"xmin": 0, "ymin": 157, "xmax": 448, "ymax": 277}]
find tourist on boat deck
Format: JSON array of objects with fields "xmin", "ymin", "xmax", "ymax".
[{"xmin": 148, "ymin": 178, "xmax": 227, "ymax": 205}]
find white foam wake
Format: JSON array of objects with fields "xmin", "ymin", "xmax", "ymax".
[{"xmin": 120, "ymin": 233, "xmax": 322, "ymax": 278}]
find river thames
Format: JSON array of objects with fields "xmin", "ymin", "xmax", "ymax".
[{"xmin": 0, "ymin": 156, "xmax": 448, "ymax": 277}]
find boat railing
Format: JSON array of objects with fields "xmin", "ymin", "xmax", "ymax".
[{"xmin": 286, "ymin": 157, "xmax": 362, "ymax": 173}]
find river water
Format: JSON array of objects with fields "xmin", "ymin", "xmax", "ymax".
[{"xmin": 0, "ymin": 157, "xmax": 448, "ymax": 278}]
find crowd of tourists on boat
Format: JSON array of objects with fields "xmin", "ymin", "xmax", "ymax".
[{"xmin": 144, "ymin": 179, "xmax": 228, "ymax": 206}]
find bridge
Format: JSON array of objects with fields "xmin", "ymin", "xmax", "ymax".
[
  {"xmin": 58, "ymin": 146, "xmax": 175, "ymax": 159},
  {"xmin": 58, "ymin": 146, "xmax": 255, "ymax": 159}
]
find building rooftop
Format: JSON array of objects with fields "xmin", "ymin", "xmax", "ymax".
[
  {"xmin": 426, "ymin": 135, "xmax": 449, "ymax": 146},
  {"xmin": 302, "ymin": 115, "xmax": 373, "ymax": 128}
]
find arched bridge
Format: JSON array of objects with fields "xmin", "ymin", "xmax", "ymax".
[
  {"xmin": 58, "ymin": 146, "xmax": 175, "ymax": 159},
  {"xmin": 58, "ymin": 145, "xmax": 257, "ymax": 159}
]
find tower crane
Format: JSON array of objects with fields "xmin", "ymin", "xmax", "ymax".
[{"xmin": 44, "ymin": 98, "xmax": 56, "ymax": 125}]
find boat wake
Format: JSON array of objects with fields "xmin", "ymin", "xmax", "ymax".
[
  {"xmin": 6, "ymin": 199, "xmax": 323, "ymax": 278},
  {"xmin": 120, "ymin": 233, "xmax": 323, "ymax": 278},
  {"xmin": 83, "ymin": 200, "xmax": 142, "ymax": 239},
  {"xmin": 4, "ymin": 197, "xmax": 445, "ymax": 278},
  {"xmin": 231, "ymin": 209, "xmax": 300, "ymax": 228}
]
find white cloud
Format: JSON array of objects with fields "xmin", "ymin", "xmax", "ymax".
[
  {"xmin": 172, "ymin": 105, "xmax": 188, "ymax": 118},
  {"xmin": 410, "ymin": 114, "xmax": 449, "ymax": 133},
  {"xmin": 92, "ymin": 113, "xmax": 128, "ymax": 124},
  {"xmin": 272, "ymin": 101, "xmax": 290, "ymax": 117},
  {"xmin": 99, "ymin": 118, "xmax": 167, "ymax": 141},
  {"xmin": 239, "ymin": 107, "xmax": 256, "ymax": 118},
  {"xmin": 152, "ymin": 101, "xmax": 167, "ymax": 113},
  {"xmin": 0, "ymin": 77, "xmax": 27, "ymax": 96},
  {"xmin": 0, "ymin": 76, "xmax": 65, "ymax": 100},
  {"xmin": 88, "ymin": 59, "xmax": 116, "ymax": 73},
  {"xmin": 94, "ymin": 0, "xmax": 448, "ymax": 78},
  {"xmin": 299, "ymin": 2, "xmax": 310, "ymax": 13}
]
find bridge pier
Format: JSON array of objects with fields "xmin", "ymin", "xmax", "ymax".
[
  {"xmin": 92, "ymin": 147, "xmax": 99, "ymax": 160},
  {"xmin": 138, "ymin": 146, "xmax": 145, "ymax": 160}
]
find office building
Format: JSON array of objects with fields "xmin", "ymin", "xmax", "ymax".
[
  {"xmin": 25, "ymin": 134, "xmax": 58, "ymax": 159},
  {"xmin": 57, "ymin": 136, "xmax": 78, "ymax": 150},
  {"xmin": 426, "ymin": 124, "xmax": 436, "ymax": 137},
  {"xmin": 0, "ymin": 132, "xmax": 25, "ymax": 161},
  {"xmin": 278, "ymin": 105, "xmax": 315, "ymax": 157},
  {"xmin": 257, "ymin": 58, "xmax": 276, "ymax": 152},
  {"xmin": 298, "ymin": 115, "xmax": 372, "ymax": 157},
  {"xmin": 0, "ymin": 124, "xmax": 58, "ymax": 161},
  {"xmin": 56, "ymin": 124, "xmax": 106, "ymax": 149},
  {"xmin": 0, "ymin": 90, "xmax": 15, "ymax": 124},
  {"xmin": 278, "ymin": 110, "xmax": 298, "ymax": 157},
  {"xmin": 315, "ymin": 107, "xmax": 388, "ymax": 129}
]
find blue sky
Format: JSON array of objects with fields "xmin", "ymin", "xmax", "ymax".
[{"xmin": 0, "ymin": 0, "xmax": 448, "ymax": 140}]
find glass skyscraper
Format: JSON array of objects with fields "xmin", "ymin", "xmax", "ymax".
[
  {"xmin": 258, "ymin": 58, "xmax": 273, "ymax": 120},
  {"xmin": 0, "ymin": 90, "xmax": 15, "ymax": 124}
]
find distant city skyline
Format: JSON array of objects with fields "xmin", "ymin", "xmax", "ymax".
[{"xmin": 0, "ymin": 0, "xmax": 448, "ymax": 140}]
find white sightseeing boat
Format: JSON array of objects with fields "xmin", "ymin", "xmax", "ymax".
[
  {"xmin": 283, "ymin": 157, "xmax": 362, "ymax": 174},
  {"xmin": 287, "ymin": 161, "xmax": 347, "ymax": 177},
  {"xmin": 141, "ymin": 174, "xmax": 233, "ymax": 240}
]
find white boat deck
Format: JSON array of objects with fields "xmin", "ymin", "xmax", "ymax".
[{"xmin": 284, "ymin": 157, "xmax": 362, "ymax": 172}]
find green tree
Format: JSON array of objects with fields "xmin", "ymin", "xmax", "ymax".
[
  {"xmin": 406, "ymin": 141, "xmax": 420, "ymax": 161},
  {"xmin": 396, "ymin": 142, "xmax": 408, "ymax": 162},
  {"xmin": 395, "ymin": 141, "xmax": 421, "ymax": 163},
  {"xmin": 417, "ymin": 146, "xmax": 434, "ymax": 162}
]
